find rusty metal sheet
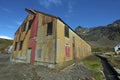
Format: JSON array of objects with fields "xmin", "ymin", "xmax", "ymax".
[{"xmin": 30, "ymin": 14, "xmax": 39, "ymax": 38}]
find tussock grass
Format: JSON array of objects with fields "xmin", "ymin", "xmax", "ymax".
[
  {"xmin": 108, "ymin": 56, "xmax": 120, "ymax": 68},
  {"xmin": 92, "ymin": 46, "xmax": 114, "ymax": 52},
  {"xmin": 82, "ymin": 55, "xmax": 103, "ymax": 80}
]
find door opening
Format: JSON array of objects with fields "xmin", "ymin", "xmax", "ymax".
[{"xmin": 72, "ymin": 37, "xmax": 76, "ymax": 59}]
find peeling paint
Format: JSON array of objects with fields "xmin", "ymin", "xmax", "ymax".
[{"xmin": 11, "ymin": 9, "xmax": 91, "ymax": 68}]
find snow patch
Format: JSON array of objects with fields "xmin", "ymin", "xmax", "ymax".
[{"xmin": 0, "ymin": 36, "xmax": 13, "ymax": 40}]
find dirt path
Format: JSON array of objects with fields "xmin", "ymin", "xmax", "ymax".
[{"xmin": 0, "ymin": 54, "xmax": 94, "ymax": 80}]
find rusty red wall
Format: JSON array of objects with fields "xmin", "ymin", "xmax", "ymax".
[
  {"xmin": 30, "ymin": 14, "xmax": 39, "ymax": 38},
  {"xmin": 28, "ymin": 39, "xmax": 36, "ymax": 64},
  {"xmin": 28, "ymin": 14, "xmax": 39, "ymax": 64}
]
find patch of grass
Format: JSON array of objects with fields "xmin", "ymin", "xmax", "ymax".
[
  {"xmin": 108, "ymin": 56, "xmax": 120, "ymax": 68},
  {"xmin": 82, "ymin": 55, "xmax": 103, "ymax": 80},
  {"xmin": 92, "ymin": 46, "xmax": 114, "ymax": 52}
]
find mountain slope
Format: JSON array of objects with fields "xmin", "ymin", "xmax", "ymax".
[
  {"xmin": 0, "ymin": 38, "xmax": 13, "ymax": 53},
  {"xmin": 75, "ymin": 19, "xmax": 120, "ymax": 52}
]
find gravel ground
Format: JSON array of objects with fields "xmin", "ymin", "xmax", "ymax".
[{"xmin": 0, "ymin": 54, "xmax": 94, "ymax": 80}]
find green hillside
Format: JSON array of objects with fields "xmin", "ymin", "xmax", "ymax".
[{"xmin": 0, "ymin": 38, "xmax": 13, "ymax": 53}]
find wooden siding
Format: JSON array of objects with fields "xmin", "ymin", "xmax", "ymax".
[
  {"xmin": 28, "ymin": 14, "xmax": 39, "ymax": 64},
  {"xmin": 11, "ymin": 9, "xmax": 91, "ymax": 67},
  {"xmin": 11, "ymin": 14, "xmax": 35, "ymax": 61},
  {"xmin": 56, "ymin": 19, "xmax": 91, "ymax": 63},
  {"xmin": 35, "ymin": 13, "xmax": 57, "ymax": 64}
]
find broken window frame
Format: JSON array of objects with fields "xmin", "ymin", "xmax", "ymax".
[
  {"xmin": 14, "ymin": 42, "xmax": 17, "ymax": 51},
  {"xmin": 65, "ymin": 25, "xmax": 69, "ymax": 38},
  {"xmin": 28, "ymin": 20, "xmax": 33, "ymax": 30},
  {"xmin": 19, "ymin": 41, "xmax": 23, "ymax": 50},
  {"xmin": 47, "ymin": 22, "xmax": 53, "ymax": 35},
  {"xmin": 22, "ymin": 23, "xmax": 26, "ymax": 32}
]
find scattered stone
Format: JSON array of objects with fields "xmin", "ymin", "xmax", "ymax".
[{"xmin": 0, "ymin": 54, "xmax": 93, "ymax": 80}]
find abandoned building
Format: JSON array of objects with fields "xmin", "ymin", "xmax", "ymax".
[{"xmin": 10, "ymin": 8, "xmax": 91, "ymax": 68}]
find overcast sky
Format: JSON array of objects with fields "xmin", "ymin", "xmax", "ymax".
[{"xmin": 0, "ymin": 0, "xmax": 120, "ymax": 39}]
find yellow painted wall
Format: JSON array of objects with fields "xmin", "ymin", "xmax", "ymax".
[
  {"xmin": 11, "ymin": 14, "xmax": 34, "ymax": 60},
  {"xmin": 11, "ymin": 11, "xmax": 91, "ymax": 65},
  {"xmin": 56, "ymin": 19, "xmax": 91, "ymax": 63},
  {"xmin": 35, "ymin": 14, "xmax": 57, "ymax": 63},
  {"xmin": 11, "ymin": 13, "xmax": 57, "ymax": 64}
]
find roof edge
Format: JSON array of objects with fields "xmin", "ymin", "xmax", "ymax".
[
  {"xmin": 25, "ymin": 8, "xmax": 58, "ymax": 19},
  {"xmin": 25, "ymin": 8, "xmax": 36, "ymax": 15},
  {"xmin": 24, "ymin": 8, "xmax": 90, "ymax": 46}
]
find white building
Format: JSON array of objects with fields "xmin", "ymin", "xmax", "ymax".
[{"xmin": 114, "ymin": 43, "xmax": 120, "ymax": 54}]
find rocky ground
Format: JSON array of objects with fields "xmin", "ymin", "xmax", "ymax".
[{"xmin": 0, "ymin": 54, "xmax": 94, "ymax": 80}]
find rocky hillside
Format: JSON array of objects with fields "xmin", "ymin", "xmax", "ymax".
[
  {"xmin": 0, "ymin": 38, "xmax": 13, "ymax": 53},
  {"xmin": 75, "ymin": 19, "xmax": 120, "ymax": 52}
]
